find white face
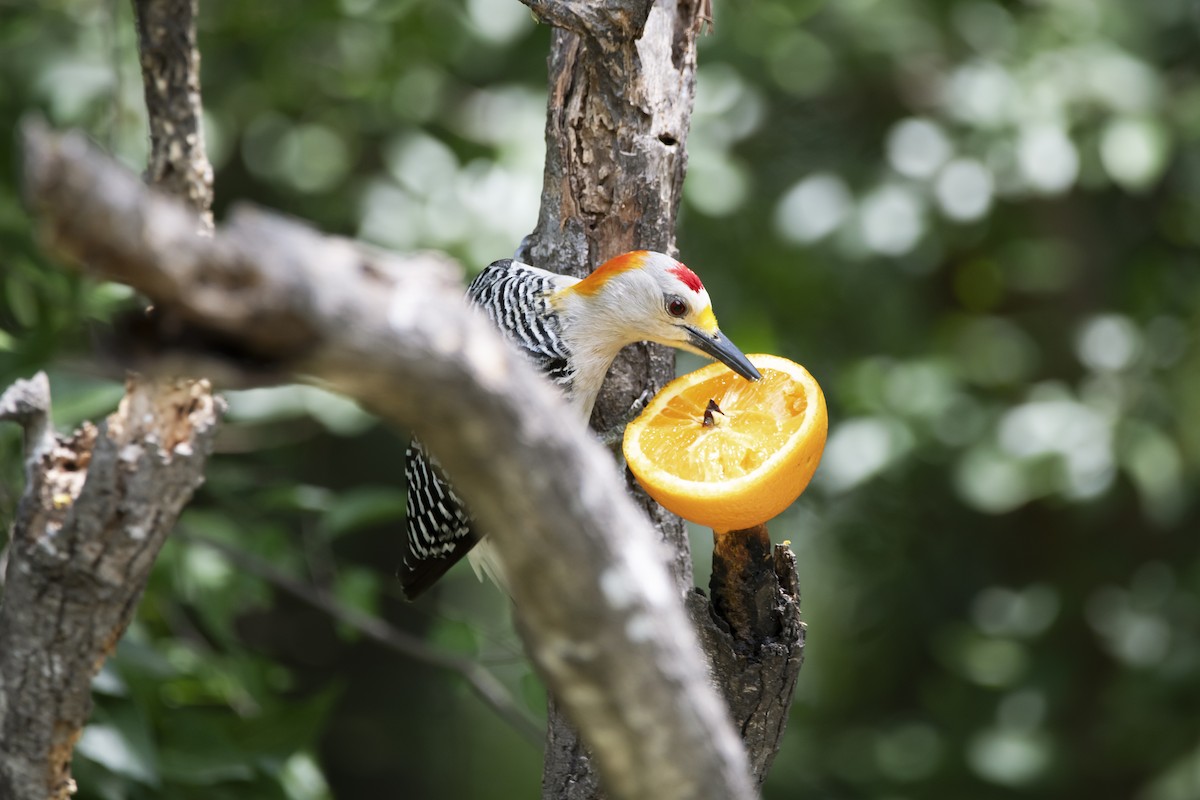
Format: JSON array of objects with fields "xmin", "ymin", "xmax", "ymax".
[
  {"xmin": 591, "ymin": 256, "xmax": 720, "ymax": 350},
  {"xmin": 645, "ymin": 266, "xmax": 719, "ymax": 350},
  {"xmin": 554, "ymin": 251, "xmax": 761, "ymax": 382},
  {"xmin": 553, "ymin": 251, "xmax": 724, "ymax": 355}
]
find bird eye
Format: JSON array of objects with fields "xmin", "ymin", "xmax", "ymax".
[{"xmin": 666, "ymin": 297, "xmax": 689, "ymax": 318}]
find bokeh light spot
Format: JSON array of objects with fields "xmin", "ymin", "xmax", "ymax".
[
  {"xmin": 874, "ymin": 723, "xmax": 944, "ymax": 782},
  {"xmin": 278, "ymin": 124, "xmax": 351, "ymax": 194},
  {"xmin": 954, "ymin": 317, "xmax": 1039, "ymax": 386},
  {"xmin": 859, "ymin": 184, "xmax": 925, "ymax": 256},
  {"xmin": 945, "ymin": 61, "xmax": 1016, "ymax": 127},
  {"xmin": 997, "ymin": 689, "xmax": 1047, "ymax": 732},
  {"xmin": 887, "ymin": 118, "xmax": 952, "ymax": 179},
  {"xmin": 955, "ymin": 447, "xmax": 1029, "ymax": 513},
  {"xmin": 385, "ymin": 132, "xmax": 460, "ymax": 194},
  {"xmin": 1100, "ymin": 117, "xmax": 1170, "ymax": 191},
  {"xmin": 767, "ymin": 29, "xmax": 835, "ymax": 98},
  {"xmin": 1076, "ymin": 314, "xmax": 1141, "ymax": 372},
  {"xmin": 967, "ymin": 728, "xmax": 1052, "ymax": 786},
  {"xmin": 1017, "ymin": 124, "xmax": 1079, "ymax": 194},
  {"xmin": 775, "ymin": 173, "xmax": 853, "ymax": 243},
  {"xmin": 972, "ymin": 585, "xmax": 1060, "ymax": 638},
  {"xmin": 952, "ymin": 1, "xmax": 1016, "ymax": 55},
  {"xmin": 685, "ymin": 152, "xmax": 750, "ymax": 217},
  {"xmin": 467, "ymin": 0, "xmax": 532, "ymax": 44},
  {"xmin": 818, "ymin": 417, "xmax": 910, "ymax": 493},
  {"xmin": 936, "ymin": 158, "xmax": 994, "ymax": 221},
  {"xmin": 1087, "ymin": 586, "xmax": 1172, "ymax": 667}
]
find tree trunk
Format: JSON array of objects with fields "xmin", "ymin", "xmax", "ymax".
[
  {"xmin": 690, "ymin": 527, "xmax": 806, "ymax": 785},
  {"xmin": 132, "ymin": 0, "xmax": 214, "ymax": 230},
  {"xmin": 520, "ymin": 1, "xmax": 806, "ymax": 794},
  {"xmin": 520, "ymin": 4, "xmax": 704, "ymax": 793}
]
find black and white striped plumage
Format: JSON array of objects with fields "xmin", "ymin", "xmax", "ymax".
[
  {"xmin": 400, "ymin": 252, "xmax": 760, "ymax": 599},
  {"xmin": 400, "ymin": 440, "xmax": 474, "ymax": 597},
  {"xmin": 401, "ymin": 259, "xmax": 576, "ymax": 598},
  {"xmin": 464, "ymin": 259, "xmax": 576, "ymax": 393}
]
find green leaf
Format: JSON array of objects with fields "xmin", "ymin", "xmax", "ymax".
[
  {"xmin": 92, "ymin": 662, "xmax": 129, "ymax": 697},
  {"xmin": 427, "ymin": 618, "xmax": 479, "ymax": 657},
  {"xmin": 77, "ymin": 703, "xmax": 160, "ymax": 787},
  {"xmin": 323, "ymin": 486, "xmax": 406, "ymax": 537},
  {"xmin": 42, "ymin": 371, "xmax": 125, "ymax": 428},
  {"xmin": 333, "ymin": 566, "xmax": 381, "ymax": 620}
]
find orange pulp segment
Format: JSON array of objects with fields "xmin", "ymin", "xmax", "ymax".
[{"xmin": 622, "ymin": 354, "xmax": 827, "ymax": 532}]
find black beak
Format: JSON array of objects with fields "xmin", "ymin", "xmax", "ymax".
[{"xmin": 686, "ymin": 327, "xmax": 762, "ymax": 381}]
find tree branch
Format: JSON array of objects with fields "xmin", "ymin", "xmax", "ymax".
[
  {"xmin": 690, "ymin": 527, "xmax": 805, "ymax": 784},
  {"xmin": 19, "ymin": 125, "xmax": 757, "ymax": 800},
  {"xmin": 131, "ymin": 0, "xmax": 214, "ymax": 230},
  {"xmin": 520, "ymin": 0, "xmax": 654, "ymax": 48},
  {"xmin": 0, "ymin": 375, "xmax": 223, "ymax": 800},
  {"xmin": 525, "ymin": 8, "xmax": 704, "ymax": 787},
  {"xmin": 175, "ymin": 529, "xmax": 544, "ymax": 745},
  {"xmin": 0, "ymin": 373, "xmax": 55, "ymax": 475},
  {"xmin": 0, "ymin": 3, "xmax": 222, "ymax": 795}
]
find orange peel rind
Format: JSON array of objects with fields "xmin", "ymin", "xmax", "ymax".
[{"xmin": 622, "ymin": 354, "xmax": 828, "ymax": 532}]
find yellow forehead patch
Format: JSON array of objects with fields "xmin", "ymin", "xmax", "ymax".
[{"xmin": 694, "ymin": 304, "xmax": 719, "ymax": 334}]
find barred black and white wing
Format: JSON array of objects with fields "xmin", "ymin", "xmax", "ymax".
[
  {"xmin": 400, "ymin": 259, "xmax": 575, "ymax": 599},
  {"xmin": 464, "ymin": 259, "xmax": 575, "ymax": 393},
  {"xmin": 400, "ymin": 439, "xmax": 474, "ymax": 598}
]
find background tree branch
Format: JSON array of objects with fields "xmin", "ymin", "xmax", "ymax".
[
  {"xmin": 0, "ymin": 373, "xmax": 222, "ymax": 800},
  {"xmin": 131, "ymin": 0, "xmax": 214, "ymax": 229},
  {"xmin": 0, "ymin": 4, "xmax": 222, "ymax": 797},
  {"xmin": 174, "ymin": 528, "xmax": 544, "ymax": 745},
  {"xmin": 18, "ymin": 125, "xmax": 757, "ymax": 800}
]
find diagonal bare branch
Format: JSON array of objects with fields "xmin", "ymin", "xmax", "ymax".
[{"xmin": 20, "ymin": 124, "xmax": 757, "ymax": 800}]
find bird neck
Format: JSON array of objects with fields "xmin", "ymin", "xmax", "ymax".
[{"xmin": 555, "ymin": 290, "xmax": 640, "ymax": 420}]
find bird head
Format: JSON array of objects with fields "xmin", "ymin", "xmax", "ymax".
[{"xmin": 557, "ymin": 251, "xmax": 762, "ymax": 381}]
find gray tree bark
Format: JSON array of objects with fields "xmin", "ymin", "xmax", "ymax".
[
  {"xmin": 516, "ymin": 4, "xmax": 706, "ymax": 791},
  {"xmin": 690, "ymin": 527, "xmax": 806, "ymax": 784},
  {"xmin": 516, "ymin": 0, "xmax": 806, "ymax": 794},
  {"xmin": 132, "ymin": 0, "xmax": 214, "ymax": 231}
]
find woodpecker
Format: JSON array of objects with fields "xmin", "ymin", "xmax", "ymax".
[{"xmin": 401, "ymin": 250, "xmax": 761, "ymax": 599}]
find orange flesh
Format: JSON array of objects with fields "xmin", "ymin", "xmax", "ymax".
[{"xmin": 636, "ymin": 368, "xmax": 808, "ymax": 483}]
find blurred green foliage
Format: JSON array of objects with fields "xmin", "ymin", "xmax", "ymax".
[{"xmin": 3, "ymin": 0, "xmax": 1199, "ymax": 798}]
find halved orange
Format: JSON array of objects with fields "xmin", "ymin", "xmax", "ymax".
[{"xmin": 623, "ymin": 354, "xmax": 827, "ymax": 532}]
